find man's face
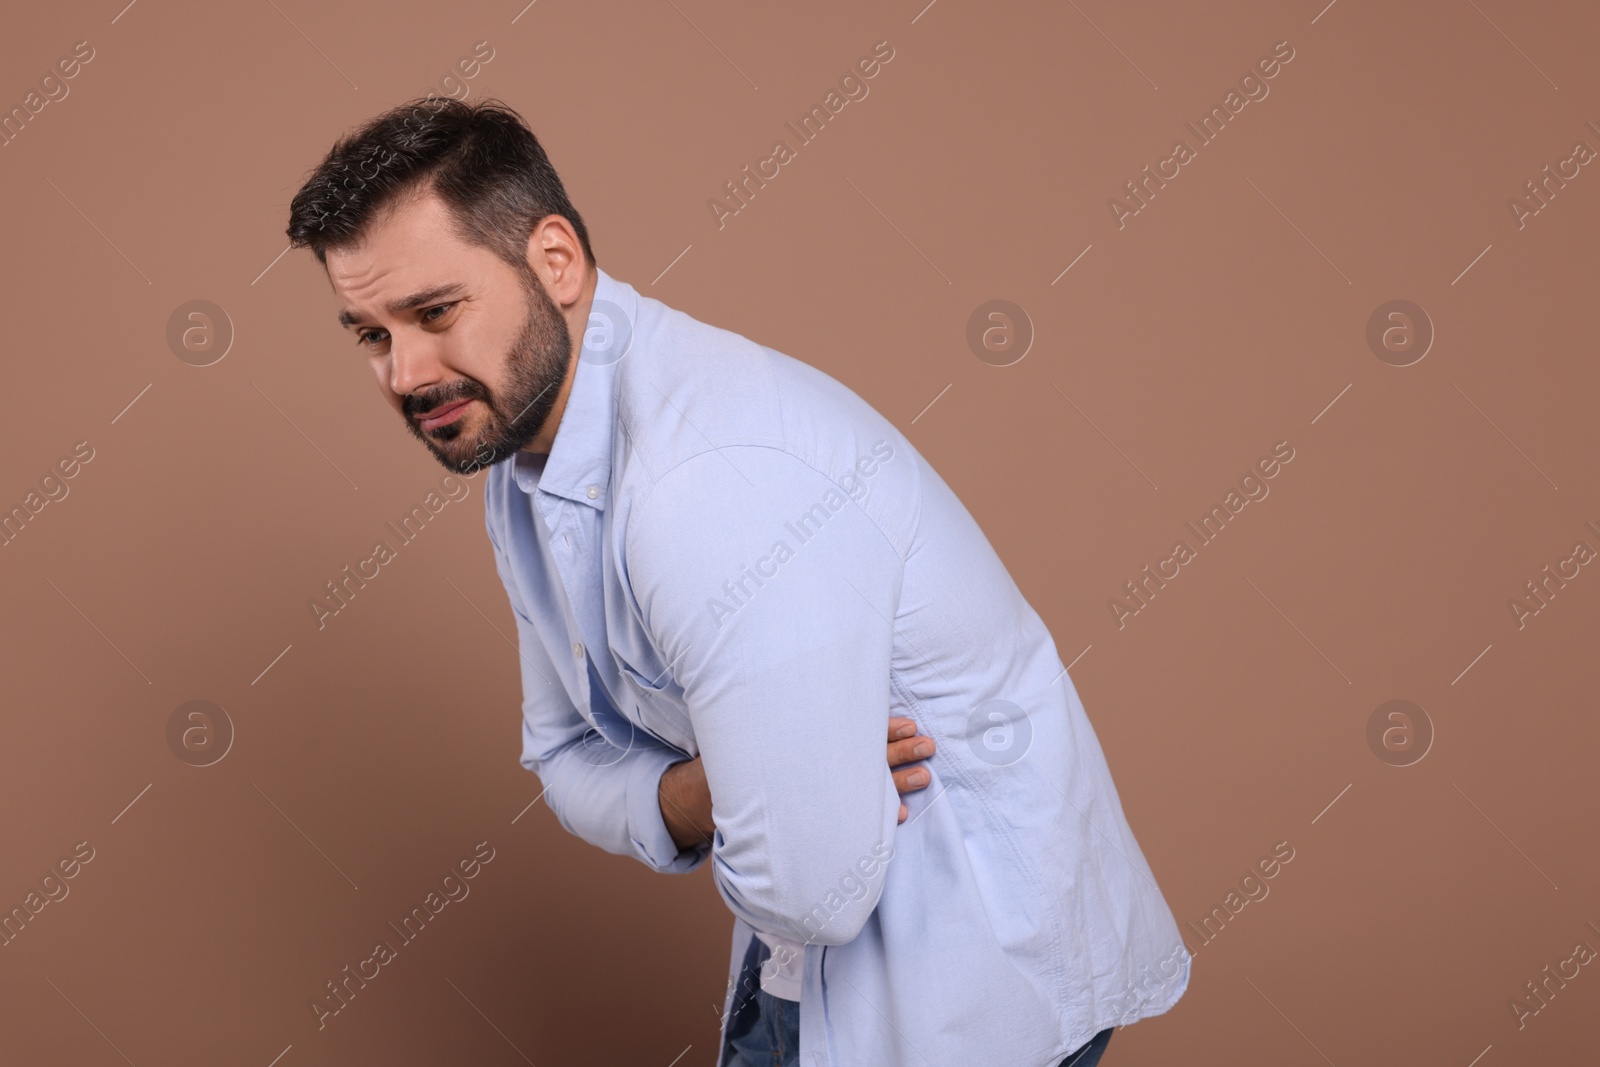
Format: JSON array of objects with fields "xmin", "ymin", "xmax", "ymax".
[{"xmin": 327, "ymin": 189, "xmax": 572, "ymax": 475}]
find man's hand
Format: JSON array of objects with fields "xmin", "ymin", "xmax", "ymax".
[
  {"xmin": 885, "ymin": 715, "xmax": 936, "ymax": 823},
  {"xmin": 658, "ymin": 717, "xmax": 938, "ymax": 852}
]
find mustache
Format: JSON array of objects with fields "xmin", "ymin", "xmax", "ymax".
[{"xmin": 403, "ymin": 380, "xmax": 490, "ymax": 420}]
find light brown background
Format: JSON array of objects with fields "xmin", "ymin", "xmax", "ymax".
[{"xmin": 1, "ymin": 0, "xmax": 1596, "ymax": 1064}]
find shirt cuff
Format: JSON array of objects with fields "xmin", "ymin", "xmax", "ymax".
[{"xmin": 627, "ymin": 746, "xmax": 710, "ymax": 873}]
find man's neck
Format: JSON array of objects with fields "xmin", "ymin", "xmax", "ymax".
[{"xmin": 521, "ymin": 267, "xmax": 598, "ymax": 456}]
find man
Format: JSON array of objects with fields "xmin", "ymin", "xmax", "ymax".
[{"xmin": 286, "ymin": 97, "xmax": 1188, "ymax": 1067}]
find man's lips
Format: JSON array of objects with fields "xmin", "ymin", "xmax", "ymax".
[{"xmin": 416, "ymin": 398, "xmax": 473, "ymax": 431}]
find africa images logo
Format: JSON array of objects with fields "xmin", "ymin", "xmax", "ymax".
[{"xmin": 704, "ymin": 440, "xmax": 894, "ymax": 627}]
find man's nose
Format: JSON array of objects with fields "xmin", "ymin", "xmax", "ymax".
[{"xmin": 388, "ymin": 334, "xmax": 446, "ymax": 398}]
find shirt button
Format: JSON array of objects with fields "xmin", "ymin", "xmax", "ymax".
[
  {"xmin": 573, "ymin": 642, "xmax": 584, "ymax": 660},
  {"xmin": 585, "ymin": 484, "xmax": 599, "ymax": 500}
]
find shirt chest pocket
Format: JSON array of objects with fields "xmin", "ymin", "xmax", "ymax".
[{"xmin": 615, "ymin": 657, "xmax": 698, "ymax": 757}]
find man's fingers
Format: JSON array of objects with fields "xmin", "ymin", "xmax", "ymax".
[
  {"xmin": 887, "ymin": 718, "xmax": 933, "ymax": 798},
  {"xmin": 886, "ymin": 734, "xmax": 935, "ymax": 768},
  {"xmin": 898, "ymin": 802, "xmax": 908, "ymax": 823},
  {"xmin": 892, "ymin": 765, "xmax": 931, "ymax": 793}
]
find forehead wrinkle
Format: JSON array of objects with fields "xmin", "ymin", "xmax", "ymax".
[{"xmin": 337, "ymin": 282, "xmax": 466, "ymax": 328}]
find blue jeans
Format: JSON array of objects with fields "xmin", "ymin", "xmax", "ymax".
[
  {"xmin": 722, "ymin": 936, "xmax": 801, "ymax": 1066},
  {"xmin": 720, "ymin": 936, "xmax": 1114, "ymax": 1066},
  {"xmin": 1058, "ymin": 1026, "xmax": 1113, "ymax": 1066}
]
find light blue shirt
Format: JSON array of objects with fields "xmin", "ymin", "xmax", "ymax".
[{"xmin": 484, "ymin": 268, "xmax": 1190, "ymax": 1066}]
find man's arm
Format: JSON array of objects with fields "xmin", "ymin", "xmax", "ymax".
[
  {"xmin": 658, "ymin": 754, "xmax": 715, "ymax": 851},
  {"xmin": 661, "ymin": 718, "xmax": 939, "ymax": 852},
  {"xmin": 486, "ymin": 516, "xmax": 708, "ymax": 874},
  {"xmin": 626, "ymin": 446, "xmax": 905, "ymax": 947}
]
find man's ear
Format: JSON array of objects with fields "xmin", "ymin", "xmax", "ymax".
[{"xmin": 525, "ymin": 215, "xmax": 586, "ymax": 308}]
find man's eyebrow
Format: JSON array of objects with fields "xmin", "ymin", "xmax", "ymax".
[{"xmin": 337, "ymin": 283, "xmax": 465, "ymax": 328}]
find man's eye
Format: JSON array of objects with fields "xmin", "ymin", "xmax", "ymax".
[
  {"xmin": 356, "ymin": 330, "xmax": 385, "ymax": 348},
  {"xmin": 423, "ymin": 303, "xmax": 453, "ymax": 323}
]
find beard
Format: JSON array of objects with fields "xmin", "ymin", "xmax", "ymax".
[{"xmin": 401, "ymin": 264, "xmax": 573, "ymax": 476}]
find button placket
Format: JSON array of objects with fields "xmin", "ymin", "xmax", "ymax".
[{"xmin": 561, "ymin": 512, "xmax": 587, "ymax": 664}]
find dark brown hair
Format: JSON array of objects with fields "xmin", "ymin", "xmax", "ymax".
[{"xmin": 286, "ymin": 96, "xmax": 596, "ymax": 270}]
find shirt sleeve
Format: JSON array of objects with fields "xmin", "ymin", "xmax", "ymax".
[
  {"xmin": 624, "ymin": 445, "xmax": 904, "ymax": 946},
  {"xmin": 485, "ymin": 508, "xmax": 708, "ymax": 875}
]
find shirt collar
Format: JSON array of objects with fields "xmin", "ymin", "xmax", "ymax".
[{"xmin": 508, "ymin": 266, "xmax": 634, "ymax": 510}]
